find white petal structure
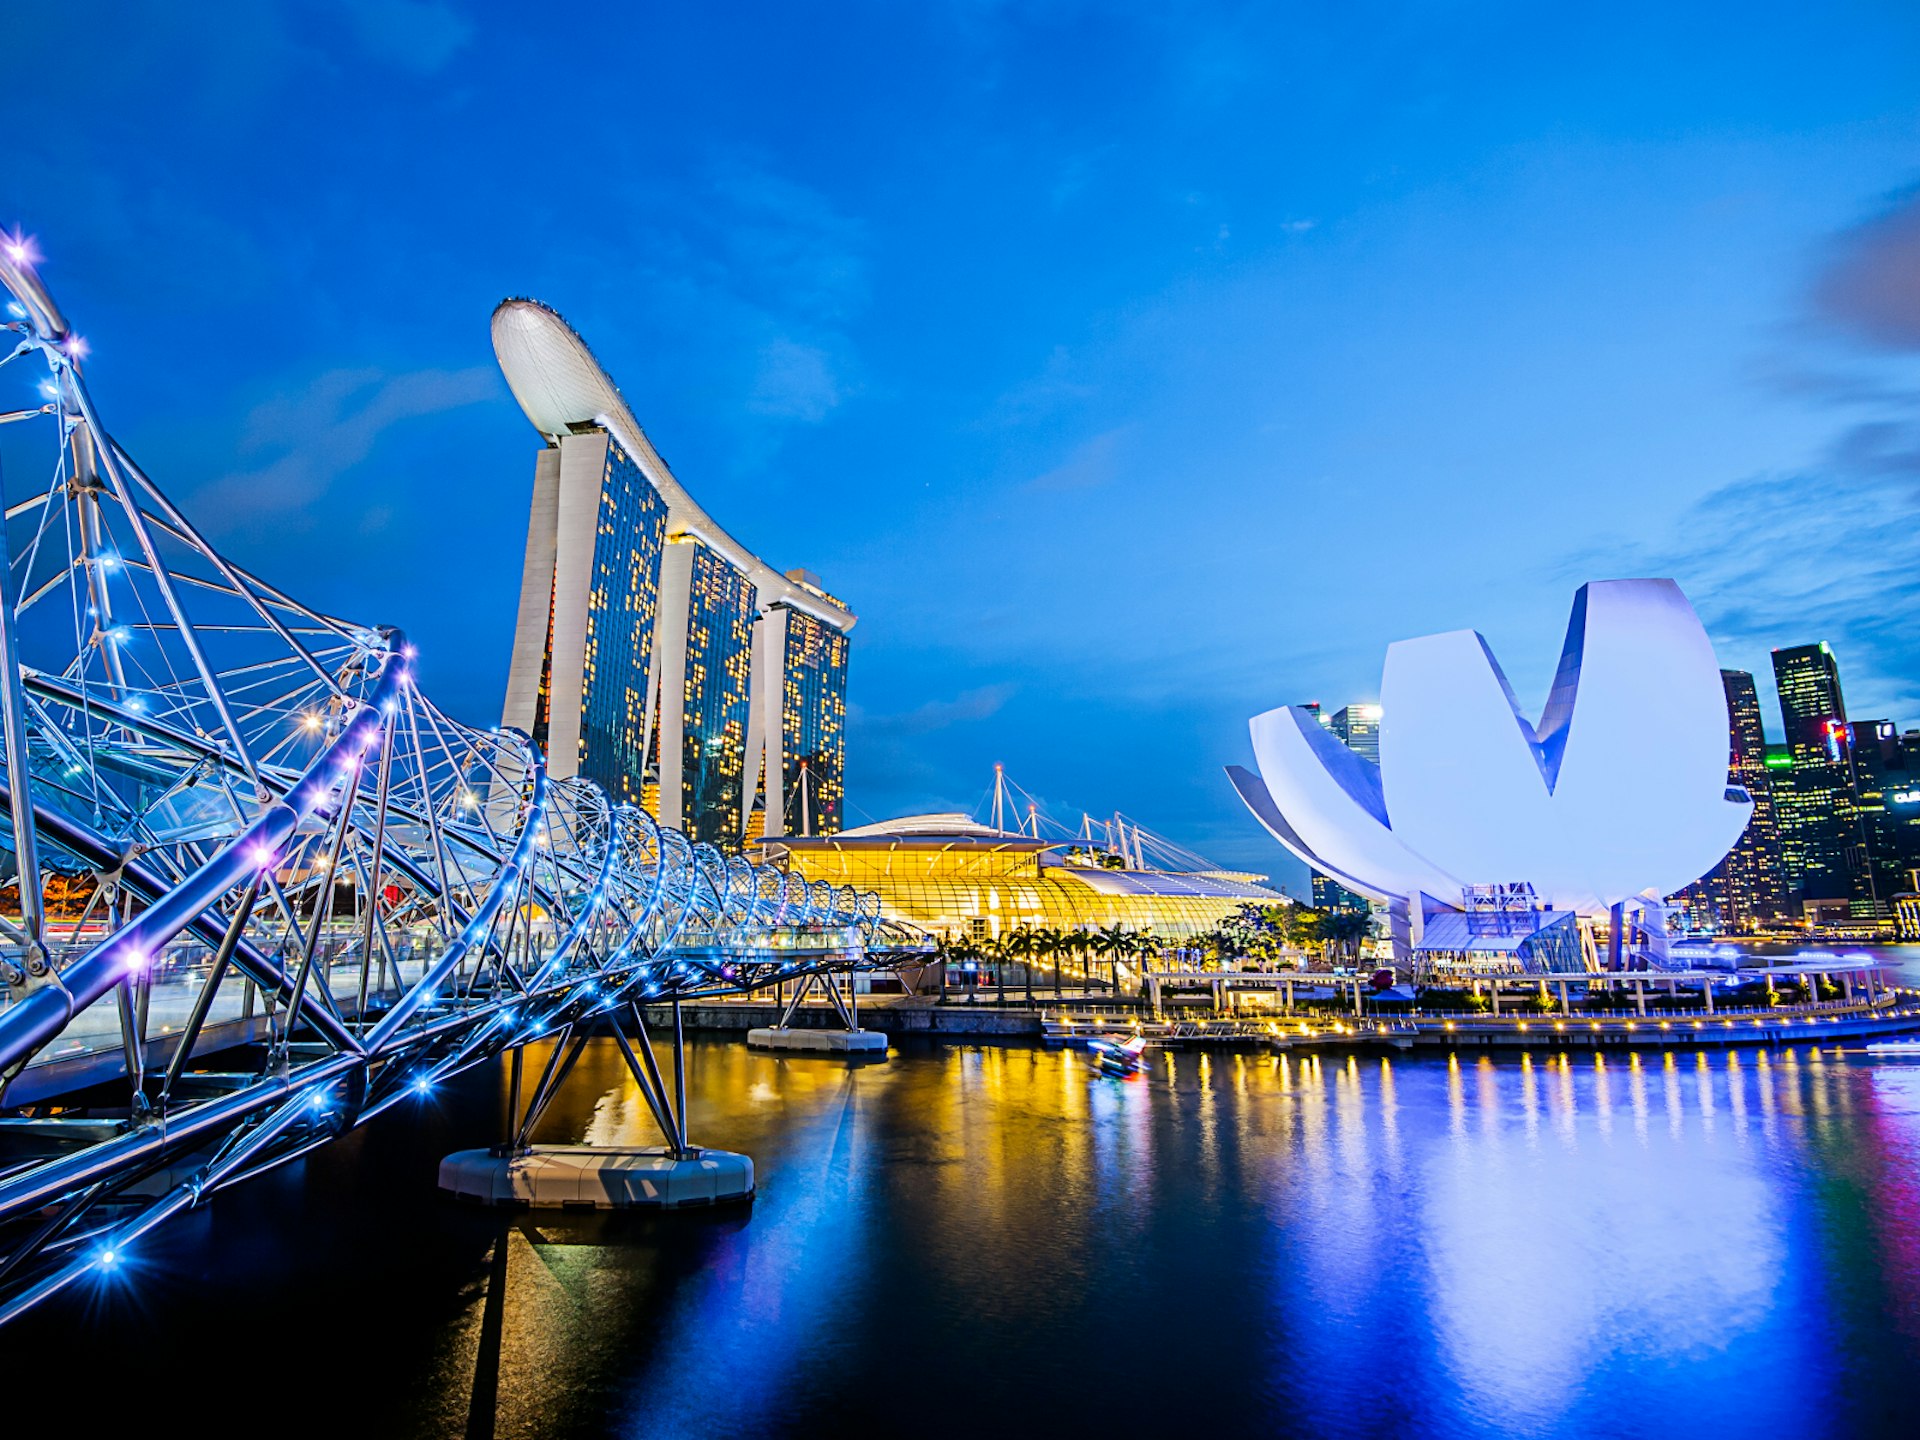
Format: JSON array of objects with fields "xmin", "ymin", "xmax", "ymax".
[{"xmin": 1233, "ymin": 579, "xmax": 1752, "ymax": 916}]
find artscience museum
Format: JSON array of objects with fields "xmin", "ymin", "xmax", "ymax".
[{"xmin": 1231, "ymin": 580, "xmax": 1752, "ymax": 973}]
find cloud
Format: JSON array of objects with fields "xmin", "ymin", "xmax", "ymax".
[
  {"xmin": 1591, "ymin": 181, "xmax": 1920, "ymax": 729},
  {"xmin": 195, "ymin": 364, "xmax": 498, "ymax": 534},
  {"xmin": 1810, "ymin": 185, "xmax": 1920, "ymax": 351},
  {"xmin": 860, "ymin": 683, "xmax": 1018, "ymax": 737},
  {"xmin": 1565, "ymin": 437, "xmax": 1920, "ymax": 726},
  {"xmin": 846, "ymin": 683, "xmax": 1017, "ymax": 811},
  {"xmin": 1027, "ymin": 425, "xmax": 1133, "ymax": 491},
  {"xmin": 748, "ymin": 337, "xmax": 843, "ymax": 422},
  {"xmin": 708, "ymin": 159, "xmax": 868, "ymax": 322},
  {"xmin": 591, "ymin": 155, "xmax": 869, "ymax": 450},
  {"xmin": 340, "ymin": 0, "xmax": 474, "ymax": 74},
  {"xmin": 985, "ymin": 344, "xmax": 1099, "ymax": 427}
]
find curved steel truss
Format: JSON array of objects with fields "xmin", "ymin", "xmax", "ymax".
[{"xmin": 0, "ymin": 234, "xmax": 915, "ymax": 1324}]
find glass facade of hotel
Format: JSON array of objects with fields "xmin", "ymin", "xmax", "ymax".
[
  {"xmin": 579, "ymin": 437, "xmax": 667, "ymax": 805},
  {"xmin": 780, "ymin": 608, "xmax": 849, "ymax": 836},
  {"xmin": 497, "ymin": 298, "xmax": 856, "ymax": 843},
  {"xmin": 681, "ymin": 543, "xmax": 756, "ymax": 846},
  {"xmin": 775, "ymin": 838, "xmax": 1282, "ymax": 943}
]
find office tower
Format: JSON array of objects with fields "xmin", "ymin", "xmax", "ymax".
[
  {"xmin": 1898, "ymin": 732, "xmax": 1920, "ymax": 893},
  {"xmin": 1310, "ymin": 702, "xmax": 1378, "ymax": 913},
  {"xmin": 1848, "ymin": 719, "xmax": 1912, "ymax": 915},
  {"xmin": 1674, "ymin": 670, "xmax": 1787, "ymax": 931},
  {"xmin": 1311, "ymin": 870, "xmax": 1370, "ymax": 915},
  {"xmin": 494, "ymin": 299, "xmax": 856, "ymax": 845},
  {"xmin": 1328, "ymin": 703, "xmax": 1381, "ymax": 763},
  {"xmin": 1770, "ymin": 643, "xmax": 1858, "ymax": 907}
]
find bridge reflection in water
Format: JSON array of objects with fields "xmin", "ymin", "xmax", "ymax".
[{"xmin": 13, "ymin": 1037, "xmax": 1920, "ymax": 1438}]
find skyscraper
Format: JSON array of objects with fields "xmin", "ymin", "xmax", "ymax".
[
  {"xmin": 493, "ymin": 299, "xmax": 856, "ymax": 846},
  {"xmin": 1848, "ymin": 719, "xmax": 1911, "ymax": 915},
  {"xmin": 1328, "ymin": 704, "xmax": 1381, "ymax": 763},
  {"xmin": 748, "ymin": 575, "xmax": 851, "ymax": 839},
  {"xmin": 656, "ymin": 536, "xmax": 757, "ymax": 845},
  {"xmin": 504, "ymin": 429, "xmax": 667, "ymax": 806},
  {"xmin": 1310, "ymin": 702, "xmax": 1378, "ymax": 914},
  {"xmin": 1770, "ymin": 643, "xmax": 1857, "ymax": 909},
  {"xmin": 1673, "ymin": 670, "xmax": 1787, "ymax": 931}
]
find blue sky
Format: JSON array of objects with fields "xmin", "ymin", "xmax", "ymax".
[{"xmin": 8, "ymin": 1, "xmax": 1920, "ymax": 890}]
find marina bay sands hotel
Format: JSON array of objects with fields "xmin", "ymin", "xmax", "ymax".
[{"xmin": 492, "ymin": 299, "xmax": 852, "ymax": 847}]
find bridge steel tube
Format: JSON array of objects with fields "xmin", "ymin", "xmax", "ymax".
[{"xmin": 0, "ymin": 650, "xmax": 400, "ymax": 1074}]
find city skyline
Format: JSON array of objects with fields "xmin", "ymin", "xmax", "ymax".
[
  {"xmin": 8, "ymin": 5, "xmax": 1920, "ymax": 886},
  {"xmin": 1309, "ymin": 635, "xmax": 1920, "ymax": 928},
  {"xmin": 10, "ymin": 11, "xmax": 1920, "ymax": 1431}
]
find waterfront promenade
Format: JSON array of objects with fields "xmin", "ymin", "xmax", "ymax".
[{"xmin": 643, "ymin": 975, "xmax": 1920, "ymax": 1054}]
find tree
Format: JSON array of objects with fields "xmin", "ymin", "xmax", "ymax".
[
  {"xmin": 1281, "ymin": 905, "xmax": 1327, "ymax": 959},
  {"xmin": 1004, "ymin": 925, "xmax": 1038, "ymax": 1005},
  {"xmin": 931, "ymin": 932, "xmax": 953, "ymax": 999},
  {"xmin": 1092, "ymin": 923, "xmax": 1133, "ymax": 994},
  {"xmin": 1036, "ymin": 926, "xmax": 1072, "ymax": 999},
  {"xmin": 1053, "ymin": 926, "xmax": 1077, "ymax": 999},
  {"xmin": 1321, "ymin": 910, "xmax": 1371, "ymax": 965}
]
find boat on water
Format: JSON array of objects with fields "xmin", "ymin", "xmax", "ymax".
[
  {"xmin": 1864, "ymin": 1040, "xmax": 1920, "ymax": 1056},
  {"xmin": 1088, "ymin": 1033, "xmax": 1149, "ymax": 1076}
]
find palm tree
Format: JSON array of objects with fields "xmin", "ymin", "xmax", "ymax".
[
  {"xmin": 1004, "ymin": 925, "xmax": 1037, "ymax": 1005},
  {"xmin": 1035, "ymin": 926, "xmax": 1069, "ymax": 1000},
  {"xmin": 1129, "ymin": 927, "xmax": 1157, "ymax": 994},
  {"xmin": 1092, "ymin": 923, "xmax": 1133, "ymax": 996},
  {"xmin": 976, "ymin": 935, "xmax": 1005, "ymax": 1004},
  {"xmin": 931, "ymin": 931, "xmax": 960, "ymax": 1001},
  {"xmin": 1065, "ymin": 926, "xmax": 1090, "ymax": 999}
]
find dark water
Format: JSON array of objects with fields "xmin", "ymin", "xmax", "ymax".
[{"xmin": 24, "ymin": 1034, "xmax": 1920, "ymax": 1439}]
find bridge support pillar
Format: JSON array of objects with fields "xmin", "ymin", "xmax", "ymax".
[
  {"xmin": 748, "ymin": 971, "xmax": 888, "ymax": 1057},
  {"xmin": 440, "ymin": 1002, "xmax": 755, "ymax": 1209}
]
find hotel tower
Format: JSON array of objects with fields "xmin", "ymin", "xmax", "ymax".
[{"xmin": 492, "ymin": 299, "xmax": 854, "ymax": 847}]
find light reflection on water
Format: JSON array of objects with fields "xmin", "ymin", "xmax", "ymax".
[
  {"xmin": 415, "ymin": 1035, "xmax": 1920, "ymax": 1439},
  {"xmin": 26, "ymin": 1031, "xmax": 1920, "ymax": 1438}
]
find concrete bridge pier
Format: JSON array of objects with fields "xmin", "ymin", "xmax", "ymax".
[
  {"xmin": 748, "ymin": 970, "xmax": 888, "ymax": 1056},
  {"xmin": 439, "ymin": 998, "xmax": 754, "ymax": 1209}
]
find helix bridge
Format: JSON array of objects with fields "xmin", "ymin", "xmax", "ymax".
[{"xmin": 0, "ymin": 234, "xmax": 910, "ymax": 1326}]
